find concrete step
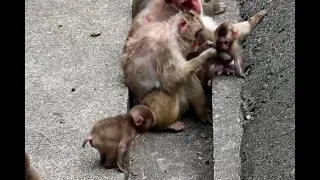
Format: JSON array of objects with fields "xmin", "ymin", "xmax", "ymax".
[{"xmin": 128, "ymin": 117, "xmax": 214, "ymax": 180}]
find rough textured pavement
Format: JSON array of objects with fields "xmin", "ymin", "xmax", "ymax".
[
  {"xmin": 129, "ymin": 116, "xmax": 214, "ymax": 180},
  {"xmin": 237, "ymin": 0, "xmax": 295, "ymax": 179},
  {"xmin": 25, "ymin": 0, "xmax": 131, "ymax": 179}
]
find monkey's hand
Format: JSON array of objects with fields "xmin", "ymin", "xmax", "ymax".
[
  {"xmin": 196, "ymin": 41, "xmax": 215, "ymax": 54},
  {"xmin": 203, "ymin": 40, "xmax": 216, "ymax": 48}
]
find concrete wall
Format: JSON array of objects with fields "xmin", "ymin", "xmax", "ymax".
[{"xmin": 237, "ymin": 0, "xmax": 295, "ymax": 179}]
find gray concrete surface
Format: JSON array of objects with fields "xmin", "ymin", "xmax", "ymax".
[
  {"xmin": 237, "ymin": 0, "xmax": 295, "ymax": 179},
  {"xmin": 25, "ymin": 0, "xmax": 131, "ymax": 179},
  {"xmin": 129, "ymin": 116, "xmax": 214, "ymax": 180},
  {"xmin": 209, "ymin": 0, "xmax": 245, "ymax": 180}
]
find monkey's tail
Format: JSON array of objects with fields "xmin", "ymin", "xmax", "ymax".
[{"xmin": 82, "ymin": 135, "xmax": 93, "ymax": 148}]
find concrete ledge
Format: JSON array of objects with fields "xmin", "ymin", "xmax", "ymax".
[
  {"xmin": 25, "ymin": 0, "xmax": 131, "ymax": 179},
  {"xmin": 209, "ymin": 0, "xmax": 244, "ymax": 180}
]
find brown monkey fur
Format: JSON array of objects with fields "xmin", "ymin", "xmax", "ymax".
[
  {"xmin": 213, "ymin": 21, "xmax": 245, "ymax": 78},
  {"xmin": 125, "ymin": 0, "xmax": 227, "ymax": 44},
  {"xmin": 122, "ymin": 11, "xmax": 217, "ymax": 131},
  {"xmin": 25, "ymin": 152, "xmax": 41, "ymax": 180},
  {"xmin": 82, "ymin": 105, "xmax": 156, "ymax": 173},
  {"xmin": 194, "ymin": 21, "xmax": 246, "ymax": 84},
  {"xmin": 123, "ymin": 0, "xmax": 267, "ymax": 98},
  {"xmin": 190, "ymin": 10, "xmax": 268, "ymax": 85},
  {"xmin": 126, "ymin": 0, "xmax": 266, "ymax": 50}
]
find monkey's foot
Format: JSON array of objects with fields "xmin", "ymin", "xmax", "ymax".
[
  {"xmin": 130, "ymin": 171, "xmax": 138, "ymax": 176},
  {"xmin": 100, "ymin": 159, "xmax": 106, "ymax": 164},
  {"xmin": 249, "ymin": 10, "xmax": 267, "ymax": 27},
  {"xmin": 117, "ymin": 167, "xmax": 129, "ymax": 174},
  {"xmin": 238, "ymin": 72, "xmax": 247, "ymax": 79},
  {"xmin": 211, "ymin": 2, "xmax": 227, "ymax": 15},
  {"xmin": 167, "ymin": 121, "xmax": 185, "ymax": 131},
  {"xmin": 224, "ymin": 68, "xmax": 236, "ymax": 76},
  {"xmin": 104, "ymin": 161, "xmax": 114, "ymax": 169},
  {"xmin": 200, "ymin": 112, "xmax": 213, "ymax": 125}
]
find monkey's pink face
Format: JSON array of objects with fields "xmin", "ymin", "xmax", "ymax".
[{"xmin": 168, "ymin": 0, "xmax": 202, "ymax": 14}]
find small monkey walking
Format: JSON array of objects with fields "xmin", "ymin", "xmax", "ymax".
[
  {"xmin": 25, "ymin": 152, "xmax": 41, "ymax": 180},
  {"xmin": 82, "ymin": 105, "xmax": 156, "ymax": 173}
]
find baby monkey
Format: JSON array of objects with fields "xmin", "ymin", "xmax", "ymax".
[
  {"xmin": 82, "ymin": 105, "xmax": 156, "ymax": 173},
  {"xmin": 25, "ymin": 152, "xmax": 41, "ymax": 180},
  {"xmin": 192, "ymin": 21, "xmax": 245, "ymax": 88},
  {"xmin": 213, "ymin": 21, "xmax": 245, "ymax": 78}
]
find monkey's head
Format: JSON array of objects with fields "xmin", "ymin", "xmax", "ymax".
[
  {"xmin": 165, "ymin": 0, "xmax": 202, "ymax": 14},
  {"xmin": 215, "ymin": 22, "xmax": 239, "ymax": 52},
  {"xmin": 177, "ymin": 12, "xmax": 204, "ymax": 43},
  {"xmin": 129, "ymin": 105, "xmax": 156, "ymax": 133}
]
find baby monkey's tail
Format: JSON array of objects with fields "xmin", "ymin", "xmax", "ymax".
[{"xmin": 82, "ymin": 135, "xmax": 93, "ymax": 148}]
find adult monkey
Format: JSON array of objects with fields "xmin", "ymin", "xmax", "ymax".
[
  {"xmin": 123, "ymin": 0, "xmax": 229, "ymax": 107},
  {"xmin": 121, "ymin": 0, "xmax": 266, "ymax": 130},
  {"xmin": 122, "ymin": 11, "xmax": 216, "ymax": 131}
]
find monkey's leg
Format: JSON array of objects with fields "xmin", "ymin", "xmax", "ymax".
[
  {"xmin": 140, "ymin": 90, "xmax": 183, "ymax": 131},
  {"xmin": 185, "ymin": 75, "xmax": 212, "ymax": 124},
  {"xmin": 202, "ymin": 2, "xmax": 227, "ymax": 15},
  {"xmin": 104, "ymin": 148, "xmax": 118, "ymax": 169},
  {"xmin": 99, "ymin": 152, "xmax": 106, "ymax": 164},
  {"xmin": 117, "ymin": 142, "xmax": 130, "ymax": 173},
  {"xmin": 233, "ymin": 10, "xmax": 267, "ymax": 40},
  {"xmin": 26, "ymin": 166, "xmax": 42, "ymax": 180}
]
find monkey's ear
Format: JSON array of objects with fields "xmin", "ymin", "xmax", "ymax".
[
  {"xmin": 233, "ymin": 29, "xmax": 240, "ymax": 37},
  {"xmin": 178, "ymin": 18, "xmax": 188, "ymax": 32},
  {"xmin": 134, "ymin": 116, "xmax": 144, "ymax": 126}
]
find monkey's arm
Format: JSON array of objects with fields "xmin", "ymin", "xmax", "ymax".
[
  {"xmin": 185, "ymin": 48, "xmax": 217, "ymax": 74},
  {"xmin": 117, "ymin": 141, "xmax": 131, "ymax": 173},
  {"xmin": 186, "ymin": 41, "xmax": 215, "ymax": 60},
  {"xmin": 229, "ymin": 44, "xmax": 246, "ymax": 78},
  {"xmin": 199, "ymin": 10, "xmax": 267, "ymax": 44}
]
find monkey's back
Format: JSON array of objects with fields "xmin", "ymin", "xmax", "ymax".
[
  {"xmin": 91, "ymin": 116, "xmax": 127, "ymax": 147},
  {"xmin": 122, "ymin": 21, "xmax": 175, "ymax": 100}
]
